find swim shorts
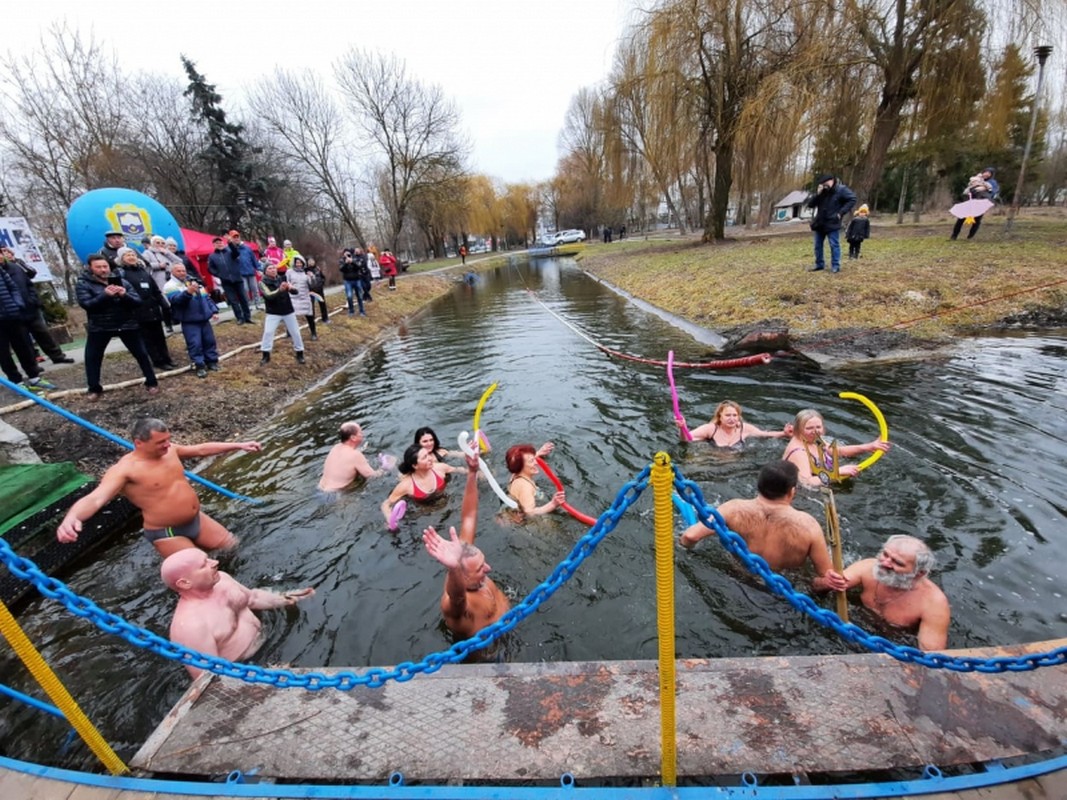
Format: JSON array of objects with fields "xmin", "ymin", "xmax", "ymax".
[{"xmin": 143, "ymin": 515, "xmax": 201, "ymax": 544}]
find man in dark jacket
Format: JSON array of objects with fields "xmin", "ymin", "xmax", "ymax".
[
  {"xmin": 0, "ymin": 266, "xmax": 56, "ymax": 394},
  {"xmin": 806, "ymin": 173, "xmax": 857, "ymax": 273},
  {"xmin": 207, "ymin": 236, "xmax": 252, "ymax": 324},
  {"xmin": 76, "ymin": 254, "xmax": 158, "ymax": 398},
  {"xmin": 98, "ymin": 230, "xmax": 126, "ymax": 269},
  {"xmin": 0, "ymin": 246, "xmax": 74, "ymax": 364},
  {"xmin": 339, "ymin": 248, "xmax": 366, "ymax": 316}
]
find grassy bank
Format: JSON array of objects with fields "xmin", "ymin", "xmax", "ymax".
[
  {"xmin": 577, "ymin": 212, "xmax": 1067, "ymax": 342},
  {"xmin": 4, "ymin": 273, "xmax": 455, "ymax": 475}
]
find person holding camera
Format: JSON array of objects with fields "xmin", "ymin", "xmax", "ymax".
[
  {"xmin": 76, "ymin": 254, "xmax": 158, "ymax": 398},
  {"xmin": 256, "ymin": 263, "xmax": 305, "ymax": 365},
  {"xmin": 339, "ymin": 248, "xmax": 366, "ymax": 316},
  {"xmin": 805, "ymin": 173, "xmax": 857, "ymax": 273},
  {"xmin": 164, "ymin": 263, "xmax": 220, "ymax": 378}
]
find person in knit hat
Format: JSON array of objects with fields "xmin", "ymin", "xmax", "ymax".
[{"xmin": 846, "ymin": 204, "xmax": 870, "ymax": 260}]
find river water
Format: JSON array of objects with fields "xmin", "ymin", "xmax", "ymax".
[{"xmin": 3, "ymin": 256, "xmax": 1067, "ymax": 767}]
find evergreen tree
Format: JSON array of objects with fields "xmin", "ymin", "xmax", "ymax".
[{"xmin": 181, "ymin": 56, "xmax": 266, "ymax": 231}]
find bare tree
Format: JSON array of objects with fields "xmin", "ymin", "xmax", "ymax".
[
  {"xmin": 0, "ymin": 22, "xmax": 135, "ymax": 298},
  {"xmin": 335, "ymin": 51, "xmax": 469, "ymax": 253},
  {"xmin": 248, "ymin": 68, "xmax": 369, "ymax": 246}
]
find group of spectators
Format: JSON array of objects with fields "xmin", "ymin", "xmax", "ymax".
[{"xmin": 45, "ymin": 229, "xmax": 401, "ymax": 399}]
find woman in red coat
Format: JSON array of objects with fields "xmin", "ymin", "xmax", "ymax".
[{"xmin": 379, "ymin": 250, "xmax": 399, "ymax": 290}]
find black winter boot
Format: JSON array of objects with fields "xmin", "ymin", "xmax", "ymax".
[
  {"xmin": 295, "ymin": 350, "xmax": 305, "ymax": 364},
  {"xmin": 260, "ymin": 351, "xmax": 270, "ymax": 365}
]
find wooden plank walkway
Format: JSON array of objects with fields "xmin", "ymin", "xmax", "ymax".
[{"xmin": 128, "ymin": 640, "xmax": 1067, "ymax": 784}]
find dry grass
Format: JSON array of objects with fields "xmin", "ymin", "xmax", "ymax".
[{"xmin": 579, "ymin": 212, "xmax": 1067, "ymax": 342}]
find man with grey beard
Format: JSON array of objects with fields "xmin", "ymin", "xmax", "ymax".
[{"xmin": 840, "ymin": 535, "xmax": 950, "ymax": 651}]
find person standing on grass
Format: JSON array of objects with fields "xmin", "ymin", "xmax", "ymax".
[
  {"xmin": 164, "ymin": 263, "xmax": 220, "ymax": 379},
  {"xmin": 0, "ymin": 264, "xmax": 56, "ymax": 395},
  {"xmin": 257, "ymin": 263, "xmax": 305, "ymax": 365},
  {"xmin": 846, "ymin": 204, "xmax": 870, "ymax": 260},
  {"xmin": 115, "ymin": 247, "xmax": 177, "ymax": 372},
  {"xmin": 806, "ymin": 173, "xmax": 857, "ymax": 273},
  {"xmin": 0, "ymin": 246, "xmax": 74, "ymax": 365},
  {"xmin": 76, "ymin": 254, "xmax": 159, "ymax": 399},
  {"xmin": 306, "ymin": 257, "xmax": 330, "ymax": 322},
  {"xmin": 379, "ymin": 249, "xmax": 398, "ymax": 290}
]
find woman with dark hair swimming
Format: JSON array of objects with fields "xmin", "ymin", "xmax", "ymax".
[
  {"xmin": 413, "ymin": 427, "xmax": 456, "ymax": 462},
  {"xmin": 380, "ymin": 442, "xmax": 462, "ymax": 525}
]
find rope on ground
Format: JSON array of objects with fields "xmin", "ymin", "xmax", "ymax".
[
  {"xmin": 671, "ymin": 471, "xmax": 1067, "ymax": 672},
  {"xmin": 0, "ymin": 468, "xmax": 647, "ymax": 690}
]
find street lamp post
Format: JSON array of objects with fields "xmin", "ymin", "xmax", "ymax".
[{"xmin": 1006, "ymin": 45, "xmax": 1053, "ymax": 232}]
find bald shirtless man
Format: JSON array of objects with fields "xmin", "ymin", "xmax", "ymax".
[
  {"xmin": 678, "ymin": 460, "xmax": 847, "ymax": 593},
  {"xmin": 161, "ymin": 549, "xmax": 314, "ymax": 678},
  {"xmin": 422, "ymin": 450, "xmax": 510, "ymax": 639},
  {"xmin": 317, "ymin": 421, "xmax": 384, "ymax": 493},
  {"xmin": 56, "ymin": 417, "xmax": 260, "ymax": 557},
  {"xmin": 839, "ymin": 535, "xmax": 950, "ymax": 651}
]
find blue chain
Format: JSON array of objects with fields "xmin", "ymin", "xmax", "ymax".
[
  {"xmin": 4, "ymin": 462, "xmax": 1062, "ymax": 688},
  {"xmin": 672, "ymin": 470, "xmax": 1067, "ymax": 672},
  {"xmin": 0, "ymin": 468, "xmax": 650, "ymax": 690}
]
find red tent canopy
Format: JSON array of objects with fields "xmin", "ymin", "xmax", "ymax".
[{"xmin": 179, "ymin": 228, "xmax": 260, "ymax": 291}]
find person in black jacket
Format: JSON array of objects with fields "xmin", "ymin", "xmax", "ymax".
[
  {"xmin": 339, "ymin": 248, "xmax": 366, "ymax": 316},
  {"xmin": 0, "ymin": 246, "xmax": 73, "ymax": 364},
  {"xmin": 256, "ymin": 263, "xmax": 305, "ymax": 365},
  {"xmin": 76, "ymin": 254, "xmax": 159, "ymax": 398},
  {"xmin": 845, "ymin": 204, "xmax": 870, "ymax": 260},
  {"xmin": 207, "ymin": 236, "xmax": 252, "ymax": 324},
  {"xmin": 0, "ymin": 265, "xmax": 56, "ymax": 394},
  {"xmin": 806, "ymin": 173, "xmax": 857, "ymax": 273},
  {"xmin": 115, "ymin": 247, "xmax": 177, "ymax": 370}
]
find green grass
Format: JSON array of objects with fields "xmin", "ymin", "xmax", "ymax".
[{"xmin": 577, "ymin": 213, "xmax": 1067, "ymax": 341}]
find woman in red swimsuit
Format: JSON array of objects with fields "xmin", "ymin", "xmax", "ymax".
[{"xmin": 380, "ymin": 443, "xmax": 462, "ymax": 525}]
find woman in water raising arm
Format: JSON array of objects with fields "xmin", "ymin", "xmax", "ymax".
[{"xmin": 783, "ymin": 408, "xmax": 890, "ymax": 487}]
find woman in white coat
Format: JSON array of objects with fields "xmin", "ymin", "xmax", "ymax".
[{"xmin": 286, "ymin": 255, "xmax": 317, "ymax": 341}]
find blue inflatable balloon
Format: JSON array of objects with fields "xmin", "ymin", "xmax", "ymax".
[{"xmin": 66, "ymin": 188, "xmax": 185, "ymax": 265}]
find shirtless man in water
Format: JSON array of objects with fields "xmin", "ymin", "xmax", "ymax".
[
  {"xmin": 678, "ymin": 460, "xmax": 847, "ymax": 593},
  {"xmin": 161, "ymin": 549, "xmax": 314, "ymax": 678},
  {"xmin": 422, "ymin": 450, "xmax": 510, "ymax": 639},
  {"xmin": 839, "ymin": 535, "xmax": 950, "ymax": 651},
  {"xmin": 318, "ymin": 421, "xmax": 385, "ymax": 492},
  {"xmin": 56, "ymin": 417, "xmax": 261, "ymax": 557}
]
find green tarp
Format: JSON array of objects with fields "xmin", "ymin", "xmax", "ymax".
[{"xmin": 0, "ymin": 462, "xmax": 91, "ymax": 537}]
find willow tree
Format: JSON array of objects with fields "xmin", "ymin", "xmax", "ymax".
[
  {"xmin": 655, "ymin": 0, "xmax": 826, "ymax": 241},
  {"xmin": 843, "ymin": 0, "xmax": 992, "ymax": 201},
  {"xmin": 335, "ymin": 51, "xmax": 469, "ymax": 253},
  {"xmin": 610, "ymin": 14, "xmax": 699, "ymax": 233}
]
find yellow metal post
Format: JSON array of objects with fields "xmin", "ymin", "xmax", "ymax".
[
  {"xmin": 0, "ymin": 598, "xmax": 129, "ymax": 774},
  {"xmin": 651, "ymin": 452, "xmax": 677, "ymax": 786}
]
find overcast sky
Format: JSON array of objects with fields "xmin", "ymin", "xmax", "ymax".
[{"xmin": 8, "ymin": 0, "xmax": 640, "ymax": 184}]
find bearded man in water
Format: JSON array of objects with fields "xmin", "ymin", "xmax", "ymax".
[{"xmin": 839, "ymin": 534, "xmax": 951, "ymax": 651}]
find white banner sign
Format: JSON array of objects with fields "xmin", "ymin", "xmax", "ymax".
[{"xmin": 0, "ymin": 216, "xmax": 54, "ymax": 282}]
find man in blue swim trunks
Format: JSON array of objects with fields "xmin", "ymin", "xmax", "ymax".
[{"xmin": 57, "ymin": 417, "xmax": 262, "ymax": 557}]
